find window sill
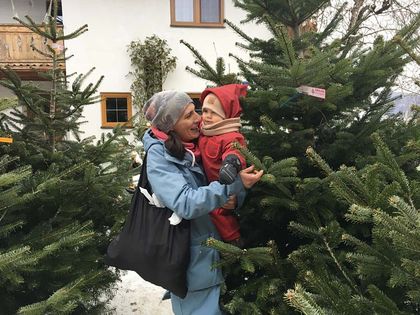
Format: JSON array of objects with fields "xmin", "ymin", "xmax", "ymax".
[
  {"xmin": 170, "ymin": 23, "xmax": 225, "ymax": 28},
  {"xmin": 101, "ymin": 125, "xmax": 133, "ymax": 129}
]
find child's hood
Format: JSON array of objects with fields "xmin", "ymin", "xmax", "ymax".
[{"xmin": 200, "ymin": 84, "xmax": 247, "ymax": 118}]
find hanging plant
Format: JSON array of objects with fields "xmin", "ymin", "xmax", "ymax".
[{"xmin": 127, "ymin": 35, "xmax": 177, "ymax": 110}]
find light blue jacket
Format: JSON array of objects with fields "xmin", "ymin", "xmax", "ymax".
[{"xmin": 142, "ymin": 130, "xmax": 246, "ymax": 292}]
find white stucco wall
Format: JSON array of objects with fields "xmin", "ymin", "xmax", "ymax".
[{"xmin": 61, "ymin": 0, "xmax": 270, "ymax": 140}]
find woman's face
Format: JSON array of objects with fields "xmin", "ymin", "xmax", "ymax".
[{"xmin": 172, "ymin": 103, "xmax": 201, "ymax": 142}]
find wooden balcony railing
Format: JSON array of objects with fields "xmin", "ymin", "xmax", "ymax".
[{"xmin": 0, "ymin": 24, "xmax": 65, "ymax": 80}]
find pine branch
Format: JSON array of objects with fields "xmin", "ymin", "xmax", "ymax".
[
  {"xmin": 0, "ymin": 97, "xmax": 18, "ymax": 111},
  {"xmin": 317, "ymin": 3, "xmax": 346, "ymax": 45},
  {"xmin": 0, "ymin": 221, "xmax": 24, "ymax": 238},
  {"xmin": 388, "ymin": 196, "xmax": 418, "ymax": 228},
  {"xmin": 232, "ymin": 142, "xmax": 265, "ymax": 171},
  {"xmin": 180, "ymin": 39, "xmax": 219, "ymax": 78},
  {"xmin": 307, "ymin": 147, "xmax": 370, "ymax": 206},
  {"xmin": 355, "ymin": 103, "xmax": 394, "ymax": 141},
  {"xmin": 0, "ymin": 68, "xmax": 40, "ymax": 115},
  {"xmin": 264, "ymin": 15, "xmax": 296, "ymax": 67},
  {"xmin": 335, "ymin": 166, "xmax": 371, "ymax": 205},
  {"xmin": 0, "ymin": 166, "xmax": 31, "ymax": 187},
  {"xmin": 306, "ymin": 147, "xmax": 333, "ymax": 175},
  {"xmin": 367, "ymin": 284, "xmax": 406, "ymax": 315},
  {"xmin": 322, "ymin": 235, "xmax": 361, "ymax": 295},
  {"xmin": 289, "ymin": 222, "xmax": 322, "ymax": 239},
  {"xmin": 393, "ymin": 11, "xmax": 420, "ymax": 44},
  {"xmin": 224, "ymin": 19, "xmax": 254, "ymax": 43},
  {"xmin": 0, "ymin": 246, "xmax": 31, "ymax": 271},
  {"xmin": 344, "ymin": 204, "xmax": 374, "ymax": 224},
  {"xmin": 17, "ymin": 271, "xmax": 105, "ymax": 315},
  {"xmin": 205, "ymin": 237, "xmax": 274, "ymax": 272},
  {"xmin": 13, "ymin": 16, "xmax": 88, "ymax": 42},
  {"xmin": 260, "ymin": 115, "xmax": 282, "ymax": 133},
  {"xmin": 267, "ymin": 240, "xmax": 281, "ymax": 267},
  {"xmin": 393, "ymin": 36, "xmax": 420, "ymax": 65},
  {"xmin": 234, "ymin": 41, "xmax": 254, "ymax": 51},
  {"xmin": 372, "ymin": 134, "xmax": 412, "ymax": 201},
  {"xmin": 373, "ymin": 209, "xmax": 420, "ymax": 250},
  {"xmin": 285, "ymin": 283, "xmax": 326, "ymax": 315},
  {"xmin": 342, "ymin": 233, "xmax": 392, "ymax": 266},
  {"xmin": 261, "ymin": 195, "xmax": 295, "ymax": 209}
]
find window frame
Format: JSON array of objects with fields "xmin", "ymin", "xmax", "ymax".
[
  {"xmin": 170, "ymin": 0, "xmax": 224, "ymax": 28},
  {"xmin": 100, "ymin": 92, "xmax": 133, "ymax": 128}
]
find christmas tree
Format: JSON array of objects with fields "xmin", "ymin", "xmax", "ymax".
[
  {"xmin": 182, "ymin": 0, "xmax": 419, "ymax": 313},
  {"xmin": 286, "ymin": 133, "xmax": 419, "ymax": 315},
  {"xmin": 0, "ymin": 1, "xmax": 131, "ymax": 313}
]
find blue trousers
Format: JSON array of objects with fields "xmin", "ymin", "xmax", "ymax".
[{"xmin": 171, "ymin": 285, "xmax": 223, "ymax": 315}]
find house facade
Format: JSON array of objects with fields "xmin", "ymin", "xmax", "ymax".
[
  {"xmin": 0, "ymin": 0, "xmax": 62, "ymax": 121},
  {"xmin": 0, "ymin": 0, "xmax": 62, "ymax": 88},
  {"xmin": 1, "ymin": 0, "xmax": 269, "ymax": 140}
]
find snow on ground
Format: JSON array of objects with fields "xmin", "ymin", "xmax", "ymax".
[{"xmin": 107, "ymin": 271, "xmax": 173, "ymax": 314}]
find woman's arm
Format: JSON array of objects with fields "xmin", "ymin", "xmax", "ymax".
[{"xmin": 146, "ymin": 144, "xmax": 245, "ymax": 220}]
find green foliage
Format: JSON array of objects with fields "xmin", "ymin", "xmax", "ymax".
[
  {"xmin": 0, "ymin": 3, "xmax": 131, "ymax": 313},
  {"xmin": 233, "ymin": 0, "xmax": 329, "ymax": 28},
  {"xmin": 184, "ymin": 0, "xmax": 419, "ymax": 314},
  {"xmin": 0, "ymin": 97, "xmax": 18, "ymax": 112},
  {"xmin": 180, "ymin": 40, "xmax": 239, "ymax": 86},
  {"xmin": 128, "ymin": 35, "xmax": 177, "ymax": 108},
  {"xmin": 127, "ymin": 35, "xmax": 177, "ymax": 139},
  {"xmin": 285, "ymin": 284, "xmax": 326, "ymax": 315},
  {"xmin": 289, "ymin": 135, "xmax": 419, "ymax": 314}
]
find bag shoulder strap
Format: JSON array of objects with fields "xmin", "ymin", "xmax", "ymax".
[
  {"xmin": 137, "ymin": 144, "xmax": 165, "ymax": 208},
  {"xmin": 137, "ymin": 142, "xmax": 160, "ymax": 189}
]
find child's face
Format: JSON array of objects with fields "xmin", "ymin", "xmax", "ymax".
[{"xmin": 202, "ymin": 108, "xmax": 224, "ymax": 125}]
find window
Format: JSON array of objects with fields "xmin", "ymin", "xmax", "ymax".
[
  {"xmin": 100, "ymin": 92, "xmax": 133, "ymax": 128},
  {"xmin": 187, "ymin": 92, "xmax": 203, "ymax": 113},
  {"xmin": 170, "ymin": 0, "xmax": 224, "ymax": 27}
]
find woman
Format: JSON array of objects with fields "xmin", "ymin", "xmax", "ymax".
[{"xmin": 142, "ymin": 90, "xmax": 263, "ymax": 315}]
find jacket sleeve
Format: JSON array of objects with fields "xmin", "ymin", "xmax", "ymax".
[
  {"xmin": 146, "ymin": 144, "xmax": 245, "ymax": 220},
  {"xmin": 220, "ymin": 133, "xmax": 248, "ymax": 209},
  {"xmin": 221, "ymin": 133, "xmax": 247, "ymax": 169}
]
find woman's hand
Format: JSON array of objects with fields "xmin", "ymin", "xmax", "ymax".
[
  {"xmin": 222, "ymin": 195, "xmax": 237, "ymax": 210},
  {"xmin": 239, "ymin": 165, "xmax": 264, "ymax": 189}
]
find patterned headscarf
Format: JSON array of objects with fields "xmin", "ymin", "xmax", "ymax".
[{"xmin": 143, "ymin": 91, "xmax": 193, "ymax": 132}]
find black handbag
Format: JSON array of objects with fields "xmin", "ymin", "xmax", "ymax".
[{"xmin": 105, "ymin": 153, "xmax": 191, "ymax": 298}]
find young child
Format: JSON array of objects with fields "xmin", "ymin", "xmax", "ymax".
[{"xmin": 199, "ymin": 84, "xmax": 248, "ymax": 247}]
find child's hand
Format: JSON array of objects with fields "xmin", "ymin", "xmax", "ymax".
[
  {"xmin": 219, "ymin": 154, "xmax": 242, "ymax": 184},
  {"xmin": 239, "ymin": 165, "xmax": 263, "ymax": 189}
]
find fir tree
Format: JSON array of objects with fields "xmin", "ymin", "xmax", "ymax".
[
  {"xmin": 180, "ymin": 40, "xmax": 240, "ymax": 86},
  {"xmin": 0, "ymin": 1, "xmax": 131, "ymax": 313},
  {"xmin": 182, "ymin": 0, "xmax": 419, "ymax": 313},
  {"xmin": 286, "ymin": 133, "xmax": 419, "ymax": 314}
]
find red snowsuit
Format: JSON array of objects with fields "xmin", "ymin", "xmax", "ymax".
[{"xmin": 199, "ymin": 84, "xmax": 247, "ymax": 241}]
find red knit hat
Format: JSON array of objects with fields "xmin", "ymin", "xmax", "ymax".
[{"xmin": 200, "ymin": 84, "xmax": 247, "ymax": 119}]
